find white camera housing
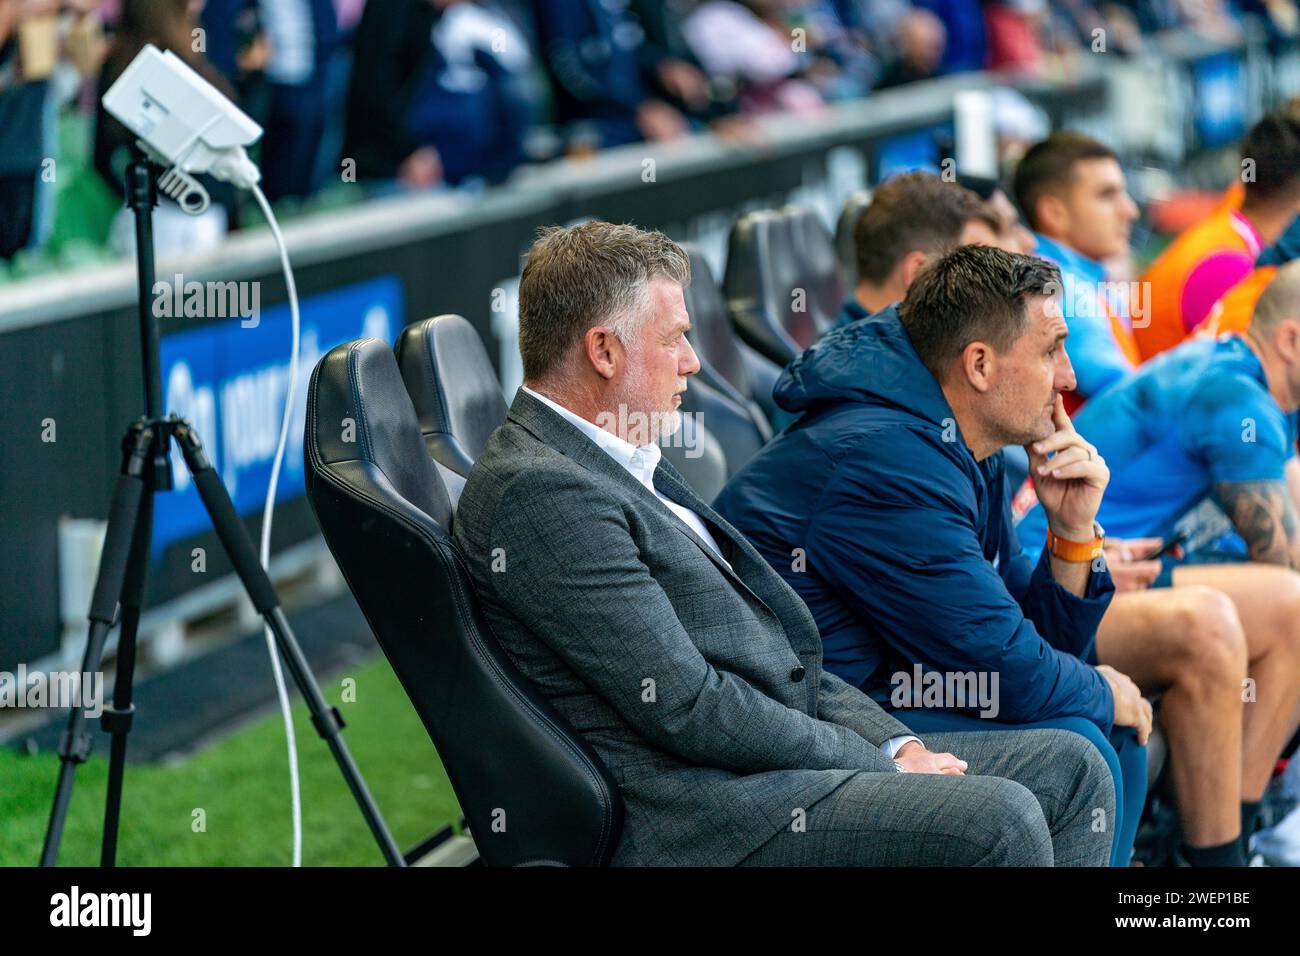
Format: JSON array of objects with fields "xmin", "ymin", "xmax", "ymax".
[{"xmin": 103, "ymin": 44, "xmax": 263, "ymax": 211}]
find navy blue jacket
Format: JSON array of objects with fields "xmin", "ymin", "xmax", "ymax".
[
  {"xmin": 836, "ymin": 297, "xmax": 871, "ymax": 329},
  {"xmin": 713, "ymin": 307, "xmax": 1116, "ymax": 731}
]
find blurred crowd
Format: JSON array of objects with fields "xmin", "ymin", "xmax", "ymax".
[{"xmin": 0, "ymin": 0, "xmax": 1297, "ymax": 263}]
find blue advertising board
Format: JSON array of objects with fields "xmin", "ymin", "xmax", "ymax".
[
  {"xmin": 153, "ymin": 275, "xmax": 404, "ymax": 554},
  {"xmin": 1192, "ymin": 53, "xmax": 1246, "ymax": 150},
  {"xmin": 873, "ymin": 124, "xmax": 951, "ymax": 182}
]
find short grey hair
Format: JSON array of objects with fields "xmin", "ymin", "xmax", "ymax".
[{"xmin": 518, "ymin": 221, "xmax": 691, "ymax": 381}]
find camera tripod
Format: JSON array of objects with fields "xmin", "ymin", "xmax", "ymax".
[{"xmin": 40, "ymin": 155, "xmax": 405, "ymax": 867}]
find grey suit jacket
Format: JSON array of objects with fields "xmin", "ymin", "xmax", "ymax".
[{"xmin": 453, "ymin": 389, "xmax": 913, "ymax": 865}]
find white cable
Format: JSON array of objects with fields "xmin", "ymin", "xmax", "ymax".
[{"xmin": 248, "ymin": 180, "xmax": 304, "ymax": 868}]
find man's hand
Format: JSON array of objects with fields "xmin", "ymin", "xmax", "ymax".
[
  {"xmin": 894, "ymin": 739, "xmax": 967, "ymax": 774},
  {"xmin": 655, "ymin": 58, "xmax": 711, "ymax": 112},
  {"xmin": 635, "ymin": 99, "xmax": 689, "ymax": 142},
  {"xmin": 398, "ymin": 146, "xmax": 442, "ymax": 189},
  {"xmin": 1103, "ymin": 537, "xmax": 1165, "ymax": 592},
  {"xmin": 1028, "ymin": 394, "xmax": 1109, "ymax": 541},
  {"xmin": 1096, "ymin": 664, "xmax": 1152, "ymax": 744}
]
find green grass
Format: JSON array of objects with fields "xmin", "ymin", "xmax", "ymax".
[{"xmin": 0, "ymin": 655, "xmax": 462, "ymax": 866}]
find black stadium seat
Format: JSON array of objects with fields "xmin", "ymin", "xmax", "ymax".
[
  {"xmin": 835, "ymin": 189, "xmax": 872, "ymax": 288},
  {"xmin": 678, "ymin": 377, "xmax": 766, "ymax": 482},
  {"xmin": 395, "ymin": 315, "xmax": 507, "ymax": 477},
  {"xmin": 394, "ymin": 313, "xmax": 730, "ymax": 501},
  {"xmin": 724, "ymin": 206, "xmax": 844, "ymax": 366},
  {"xmin": 663, "ymin": 417, "xmax": 729, "ymax": 502},
  {"xmin": 304, "ymin": 339, "xmax": 624, "ymax": 866},
  {"xmin": 680, "ymin": 245, "xmax": 782, "ymax": 433}
]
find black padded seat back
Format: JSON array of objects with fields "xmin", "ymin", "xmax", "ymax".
[
  {"xmin": 395, "ymin": 315, "xmax": 508, "ymax": 478},
  {"xmin": 310, "ymin": 338, "xmax": 453, "ymax": 527},
  {"xmin": 661, "ymin": 416, "xmax": 728, "ymax": 503},
  {"xmin": 836, "ymin": 189, "xmax": 872, "ymax": 287},
  {"xmin": 678, "ymin": 377, "xmax": 766, "ymax": 478},
  {"xmin": 681, "ymin": 245, "xmax": 777, "ymax": 441},
  {"xmin": 304, "ymin": 339, "xmax": 623, "ymax": 866},
  {"xmin": 681, "ymin": 245, "xmax": 751, "ymax": 401},
  {"xmin": 724, "ymin": 206, "xmax": 845, "ymax": 366}
]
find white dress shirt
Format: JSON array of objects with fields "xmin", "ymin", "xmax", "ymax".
[
  {"xmin": 523, "ymin": 386, "xmax": 920, "ymax": 762},
  {"xmin": 522, "ymin": 387, "xmax": 729, "ymax": 564}
]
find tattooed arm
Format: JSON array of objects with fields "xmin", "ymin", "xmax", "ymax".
[{"xmin": 1214, "ymin": 480, "xmax": 1300, "ymax": 568}]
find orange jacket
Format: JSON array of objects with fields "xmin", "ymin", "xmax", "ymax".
[
  {"xmin": 1207, "ymin": 265, "xmax": 1276, "ymax": 338},
  {"xmin": 1135, "ymin": 206, "xmax": 1263, "ymax": 360}
]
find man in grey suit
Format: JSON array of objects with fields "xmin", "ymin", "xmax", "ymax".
[{"xmin": 453, "ymin": 220, "xmax": 1115, "ymax": 866}]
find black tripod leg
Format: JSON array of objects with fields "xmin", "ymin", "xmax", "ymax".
[
  {"xmin": 100, "ymin": 489, "xmax": 153, "ymax": 867},
  {"xmin": 40, "ymin": 429, "xmax": 152, "ymax": 866},
  {"xmin": 174, "ymin": 423, "xmax": 406, "ymax": 866}
]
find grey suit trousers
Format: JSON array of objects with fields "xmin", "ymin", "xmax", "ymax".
[{"xmin": 739, "ymin": 728, "xmax": 1115, "ymax": 866}]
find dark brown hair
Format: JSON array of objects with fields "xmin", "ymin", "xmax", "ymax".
[
  {"xmin": 853, "ymin": 172, "xmax": 1000, "ymax": 284},
  {"xmin": 899, "ymin": 244, "xmax": 1061, "ymax": 382},
  {"xmin": 1013, "ymin": 131, "xmax": 1119, "ymax": 231}
]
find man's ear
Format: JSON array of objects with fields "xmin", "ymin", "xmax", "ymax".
[
  {"xmin": 584, "ymin": 326, "xmax": 621, "ymax": 380},
  {"xmin": 1036, "ymin": 191, "xmax": 1068, "ymax": 238},
  {"xmin": 960, "ymin": 341, "xmax": 995, "ymax": 393},
  {"xmin": 1275, "ymin": 319, "xmax": 1300, "ymax": 364},
  {"xmin": 899, "ymin": 250, "xmax": 930, "ymax": 291}
]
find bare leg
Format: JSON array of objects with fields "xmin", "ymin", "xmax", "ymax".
[
  {"xmin": 1173, "ymin": 563, "xmax": 1300, "ymax": 800},
  {"xmin": 1096, "ymin": 586, "xmax": 1246, "ymax": 846}
]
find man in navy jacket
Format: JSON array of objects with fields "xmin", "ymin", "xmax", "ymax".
[{"xmin": 715, "ymin": 245, "xmax": 1151, "ymax": 864}]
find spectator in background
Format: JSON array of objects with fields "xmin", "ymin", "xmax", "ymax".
[
  {"xmin": 839, "ymin": 172, "xmax": 1000, "ymax": 325},
  {"xmin": 779, "ymin": 0, "xmax": 877, "ymax": 100},
  {"xmin": 198, "ymin": 0, "xmax": 263, "ymax": 90},
  {"xmin": 345, "ymin": 0, "xmax": 533, "ymax": 190},
  {"xmin": 680, "ymin": 0, "xmax": 822, "ymax": 114},
  {"xmin": 840, "ymin": 0, "xmax": 912, "ymax": 61},
  {"xmin": 874, "ymin": 6, "xmax": 946, "ymax": 89},
  {"xmin": 914, "ymin": 0, "xmax": 985, "ymax": 73},
  {"xmin": 311, "ymin": 0, "xmax": 369, "ymax": 190},
  {"xmin": 1013, "ymin": 130, "xmax": 1142, "ymax": 412},
  {"xmin": 1178, "ymin": 0, "xmax": 1244, "ymax": 41},
  {"xmin": 625, "ymin": 0, "xmax": 751, "ymax": 128},
  {"xmin": 95, "ymin": 0, "xmax": 237, "ymax": 254},
  {"xmin": 984, "ymin": 0, "xmax": 1049, "ymax": 74},
  {"xmin": 0, "ymin": 0, "xmax": 98, "ymax": 259},
  {"xmin": 1136, "ymin": 109, "xmax": 1300, "ymax": 360},
  {"xmin": 534, "ymin": 0, "xmax": 700, "ymax": 147},
  {"xmin": 257, "ymin": 0, "xmax": 338, "ymax": 202}
]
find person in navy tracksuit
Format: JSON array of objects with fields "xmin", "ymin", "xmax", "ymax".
[{"xmin": 715, "ymin": 246, "xmax": 1149, "ymax": 866}]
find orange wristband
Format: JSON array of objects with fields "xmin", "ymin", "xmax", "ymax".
[{"xmin": 1046, "ymin": 525, "xmax": 1105, "ymax": 563}]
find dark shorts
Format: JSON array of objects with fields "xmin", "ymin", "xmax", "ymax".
[{"xmin": 1152, "ymin": 546, "xmax": 1248, "ymax": 588}]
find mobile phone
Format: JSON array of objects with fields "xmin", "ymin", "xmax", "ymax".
[{"xmin": 1140, "ymin": 532, "xmax": 1187, "ymax": 562}]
